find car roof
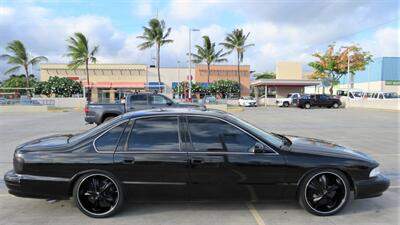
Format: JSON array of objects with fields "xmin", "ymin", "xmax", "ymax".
[{"xmin": 121, "ymin": 107, "xmax": 229, "ymax": 120}]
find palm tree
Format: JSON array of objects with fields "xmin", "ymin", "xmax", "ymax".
[
  {"xmin": 220, "ymin": 29, "xmax": 254, "ymax": 97},
  {"xmin": 191, "ymin": 36, "xmax": 228, "ymax": 85},
  {"xmin": 137, "ymin": 18, "xmax": 173, "ymax": 92},
  {"xmin": 65, "ymin": 32, "xmax": 98, "ymax": 100},
  {"xmin": 0, "ymin": 40, "xmax": 48, "ymax": 97}
]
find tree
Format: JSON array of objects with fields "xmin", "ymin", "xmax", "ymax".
[
  {"xmin": 34, "ymin": 76, "xmax": 82, "ymax": 97},
  {"xmin": 220, "ymin": 29, "xmax": 254, "ymax": 97},
  {"xmin": 191, "ymin": 36, "xmax": 228, "ymax": 85},
  {"xmin": 65, "ymin": 32, "xmax": 98, "ymax": 100},
  {"xmin": 308, "ymin": 43, "xmax": 373, "ymax": 95},
  {"xmin": 0, "ymin": 40, "xmax": 48, "ymax": 97},
  {"xmin": 1, "ymin": 75, "xmax": 37, "ymax": 94},
  {"xmin": 254, "ymin": 72, "xmax": 276, "ymax": 80},
  {"xmin": 137, "ymin": 18, "xmax": 173, "ymax": 92},
  {"xmin": 173, "ymin": 81, "xmax": 206, "ymax": 96},
  {"xmin": 208, "ymin": 80, "xmax": 240, "ymax": 98}
]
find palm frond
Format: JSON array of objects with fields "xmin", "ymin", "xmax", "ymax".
[
  {"xmin": 29, "ymin": 56, "xmax": 48, "ymax": 65},
  {"xmin": 4, "ymin": 65, "xmax": 21, "ymax": 75}
]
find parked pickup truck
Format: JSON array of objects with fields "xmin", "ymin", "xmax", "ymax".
[
  {"xmin": 275, "ymin": 93, "xmax": 301, "ymax": 107},
  {"xmin": 85, "ymin": 92, "xmax": 203, "ymax": 124},
  {"xmin": 297, "ymin": 94, "xmax": 341, "ymax": 109}
]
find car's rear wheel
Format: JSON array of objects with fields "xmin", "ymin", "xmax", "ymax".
[
  {"xmin": 305, "ymin": 103, "xmax": 311, "ymax": 109},
  {"xmin": 332, "ymin": 102, "xmax": 339, "ymax": 109},
  {"xmin": 298, "ymin": 169, "xmax": 350, "ymax": 216},
  {"xmin": 73, "ymin": 173, "xmax": 124, "ymax": 218}
]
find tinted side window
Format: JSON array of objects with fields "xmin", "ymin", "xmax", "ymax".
[
  {"xmin": 95, "ymin": 122, "xmax": 127, "ymax": 152},
  {"xmin": 127, "ymin": 117, "xmax": 179, "ymax": 151},
  {"xmin": 130, "ymin": 95, "xmax": 147, "ymax": 104},
  {"xmin": 188, "ymin": 117, "xmax": 257, "ymax": 152},
  {"xmin": 150, "ymin": 95, "xmax": 168, "ymax": 104}
]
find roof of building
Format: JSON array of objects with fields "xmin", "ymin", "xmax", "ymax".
[
  {"xmin": 251, "ymin": 79, "xmax": 321, "ymax": 86},
  {"xmin": 40, "ymin": 63, "xmax": 147, "ymax": 70}
]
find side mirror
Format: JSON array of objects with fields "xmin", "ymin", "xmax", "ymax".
[
  {"xmin": 249, "ymin": 142, "xmax": 265, "ymax": 153},
  {"xmin": 166, "ymin": 101, "xmax": 173, "ymax": 106}
]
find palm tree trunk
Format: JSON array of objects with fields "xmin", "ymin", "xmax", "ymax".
[
  {"xmin": 237, "ymin": 52, "xmax": 241, "ymax": 98},
  {"xmin": 157, "ymin": 43, "xmax": 162, "ymax": 93},
  {"xmin": 86, "ymin": 60, "xmax": 91, "ymax": 101},
  {"xmin": 207, "ymin": 63, "xmax": 211, "ymax": 85},
  {"xmin": 24, "ymin": 65, "xmax": 31, "ymax": 97}
]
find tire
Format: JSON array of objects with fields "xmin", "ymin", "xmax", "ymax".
[
  {"xmin": 103, "ymin": 116, "xmax": 115, "ymax": 123},
  {"xmin": 332, "ymin": 102, "xmax": 339, "ymax": 109},
  {"xmin": 283, "ymin": 102, "xmax": 290, "ymax": 107},
  {"xmin": 305, "ymin": 103, "xmax": 311, "ymax": 109},
  {"xmin": 73, "ymin": 172, "xmax": 124, "ymax": 218},
  {"xmin": 298, "ymin": 169, "xmax": 350, "ymax": 216}
]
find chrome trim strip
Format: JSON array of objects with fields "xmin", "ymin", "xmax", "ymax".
[
  {"xmin": 5, "ymin": 172, "xmax": 70, "ymax": 183},
  {"xmin": 122, "ymin": 181, "xmax": 186, "ymax": 185}
]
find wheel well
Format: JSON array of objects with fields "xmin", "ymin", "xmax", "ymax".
[
  {"xmin": 68, "ymin": 169, "xmax": 118, "ymax": 196},
  {"xmin": 295, "ymin": 168, "xmax": 355, "ymax": 198},
  {"xmin": 102, "ymin": 113, "xmax": 118, "ymax": 122}
]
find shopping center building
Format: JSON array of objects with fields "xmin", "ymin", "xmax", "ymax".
[{"xmin": 39, "ymin": 64, "xmax": 250, "ymax": 102}]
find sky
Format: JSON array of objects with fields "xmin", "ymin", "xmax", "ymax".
[{"xmin": 0, "ymin": 0, "xmax": 399, "ymax": 80}]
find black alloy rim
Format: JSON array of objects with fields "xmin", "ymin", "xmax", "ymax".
[
  {"xmin": 77, "ymin": 174, "xmax": 119, "ymax": 215},
  {"xmin": 305, "ymin": 173, "xmax": 346, "ymax": 213}
]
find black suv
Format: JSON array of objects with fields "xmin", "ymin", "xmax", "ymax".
[{"xmin": 297, "ymin": 94, "xmax": 341, "ymax": 109}]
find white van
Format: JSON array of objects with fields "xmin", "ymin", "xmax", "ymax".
[{"xmin": 336, "ymin": 89, "xmax": 364, "ymax": 100}]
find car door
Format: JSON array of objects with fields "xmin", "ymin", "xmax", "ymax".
[
  {"xmin": 184, "ymin": 116, "xmax": 287, "ymax": 201},
  {"xmin": 112, "ymin": 116, "xmax": 189, "ymax": 201},
  {"xmin": 127, "ymin": 94, "xmax": 148, "ymax": 111},
  {"xmin": 149, "ymin": 94, "xmax": 173, "ymax": 109}
]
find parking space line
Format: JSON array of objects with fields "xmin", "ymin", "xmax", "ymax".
[{"xmin": 246, "ymin": 202, "xmax": 266, "ymax": 225}]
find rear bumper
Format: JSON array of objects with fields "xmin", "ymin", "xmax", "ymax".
[
  {"xmin": 4, "ymin": 170, "xmax": 71, "ymax": 200},
  {"xmin": 354, "ymin": 174, "xmax": 390, "ymax": 199},
  {"xmin": 84, "ymin": 115, "xmax": 95, "ymax": 124}
]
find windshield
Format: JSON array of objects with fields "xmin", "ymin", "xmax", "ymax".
[
  {"xmin": 243, "ymin": 96, "xmax": 254, "ymax": 100},
  {"xmin": 226, "ymin": 114, "xmax": 284, "ymax": 148},
  {"xmin": 69, "ymin": 115, "xmax": 124, "ymax": 142},
  {"xmin": 383, "ymin": 92, "xmax": 399, "ymax": 99}
]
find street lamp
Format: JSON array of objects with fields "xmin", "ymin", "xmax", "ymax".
[
  {"xmin": 347, "ymin": 50, "xmax": 354, "ymax": 97},
  {"xmin": 177, "ymin": 60, "xmax": 180, "ymax": 100},
  {"xmin": 188, "ymin": 28, "xmax": 200, "ymax": 102}
]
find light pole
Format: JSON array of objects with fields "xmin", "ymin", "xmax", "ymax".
[
  {"xmin": 347, "ymin": 50, "xmax": 354, "ymax": 97},
  {"xmin": 188, "ymin": 28, "xmax": 200, "ymax": 102},
  {"xmin": 177, "ymin": 60, "xmax": 180, "ymax": 100}
]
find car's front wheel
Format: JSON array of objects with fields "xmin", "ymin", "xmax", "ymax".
[
  {"xmin": 305, "ymin": 103, "xmax": 311, "ymax": 109},
  {"xmin": 298, "ymin": 169, "xmax": 350, "ymax": 216},
  {"xmin": 73, "ymin": 173, "xmax": 124, "ymax": 218},
  {"xmin": 332, "ymin": 102, "xmax": 339, "ymax": 108}
]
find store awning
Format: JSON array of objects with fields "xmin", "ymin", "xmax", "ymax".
[
  {"xmin": 83, "ymin": 82, "xmax": 145, "ymax": 88},
  {"xmin": 251, "ymin": 79, "xmax": 321, "ymax": 87},
  {"xmin": 146, "ymin": 82, "xmax": 165, "ymax": 90}
]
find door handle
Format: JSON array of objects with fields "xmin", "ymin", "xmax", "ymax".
[
  {"xmin": 121, "ymin": 157, "xmax": 135, "ymax": 164},
  {"xmin": 191, "ymin": 158, "xmax": 205, "ymax": 165}
]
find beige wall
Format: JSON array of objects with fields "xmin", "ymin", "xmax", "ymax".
[
  {"xmin": 276, "ymin": 62, "xmax": 302, "ymax": 80},
  {"xmin": 276, "ymin": 86, "xmax": 304, "ymax": 98},
  {"xmin": 40, "ymin": 64, "xmax": 147, "ymax": 83}
]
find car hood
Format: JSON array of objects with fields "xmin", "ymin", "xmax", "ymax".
[
  {"xmin": 16, "ymin": 134, "xmax": 72, "ymax": 152},
  {"xmin": 286, "ymin": 135, "xmax": 376, "ymax": 163}
]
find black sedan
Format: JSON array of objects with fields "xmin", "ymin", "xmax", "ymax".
[{"xmin": 4, "ymin": 108, "xmax": 389, "ymax": 218}]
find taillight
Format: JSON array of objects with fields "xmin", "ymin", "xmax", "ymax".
[{"xmin": 84, "ymin": 105, "xmax": 89, "ymax": 113}]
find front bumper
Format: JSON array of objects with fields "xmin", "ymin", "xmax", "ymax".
[
  {"xmin": 4, "ymin": 170, "xmax": 71, "ymax": 199},
  {"xmin": 354, "ymin": 174, "xmax": 390, "ymax": 199},
  {"xmin": 244, "ymin": 102, "xmax": 257, "ymax": 107}
]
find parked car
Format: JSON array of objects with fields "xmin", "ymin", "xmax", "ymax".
[
  {"xmin": 4, "ymin": 108, "xmax": 389, "ymax": 218},
  {"xmin": 368, "ymin": 92, "xmax": 399, "ymax": 100},
  {"xmin": 85, "ymin": 92, "xmax": 203, "ymax": 125},
  {"xmin": 297, "ymin": 94, "xmax": 341, "ymax": 109},
  {"xmin": 276, "ymin": 93, "xmax": 301, "ymax": 107},
  {"xmin": 238, "ymin": 96, "xmax": 257, "ymax": 107},
  {"xmin": 336, "ymin": 89, "xmax": 364, "ymax": 100}
]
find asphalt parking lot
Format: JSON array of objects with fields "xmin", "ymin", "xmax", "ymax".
[{"xmin": 0, "ymin": 107, "xmax": 399, "ymax": 225}]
